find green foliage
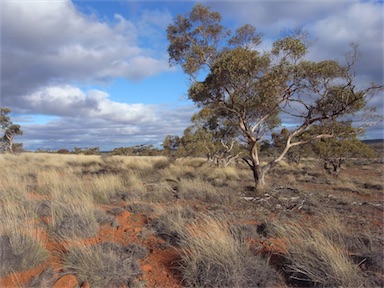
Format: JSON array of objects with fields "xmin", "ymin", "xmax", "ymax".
[
  {"xmin": 308, "ymin": 122, "xmax": 377, "ymax": 176},
  {"xmin": 132, "ymin": 144, "xmax": 161, "ymax": 156},
  {"xmin": 167, "ymin": 3, "xmax": 229, "ymax": 75},
  {"xmin": 315, "ymin": 137, "xmax": 376, "ymax": 160},
  {"xmin": 162, "ymin": 135, "xmax": 180, "ymax": 156},
  {"xmin": 0, "ymin": 108, "xmax": 23, "ymax": 153},
  {"xmin": 83, "ymin": 147, "xmax": 100, "ymax": 155},
  {"xmin": 311, "ymin": 121, "xmax": 376, "ymax": 160},
  {"xmin": 72, "ymin": 147, "xmax": 100, "ymax": 155},
  {"xmin": 272, "ymin": 128, "xmax": 313, "ymax": 163},
  {"xmin": 176, "ymin": 125, "xmax": 215, "ymax": 157},
  {"xmin": 111, "ymin": 146, "xmax": 133, "ymax": 156},
  {"xmin": 111, "ymin": 145, "xmax": 161, "ymax": 156},
  {"xmin": 167, "ymin": 4, "xmax": 382, "ymax": 188}
]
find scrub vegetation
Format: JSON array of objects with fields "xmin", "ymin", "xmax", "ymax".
[
  {"xmin": 1, "ymin": 3, "xmax": 383, "ymax": 288},
  {"xmin": 0, "ymin": 152, "xmax": 382, "ymax": 287}
]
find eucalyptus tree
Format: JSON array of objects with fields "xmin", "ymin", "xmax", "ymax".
[
  {"xmin": 0, "ymin": 108, "xmax": 23, "ymax": 153},
  {"xmin": 311, "ymin": 122, "xmax": 377, "ymax": 177},
  {"xmin": 167, "ymin": 4, "xmax": 382, "ymax": 189},
  {"xmin": 163, "ymin": 135, "xmax": 180, "ymax": 156}
]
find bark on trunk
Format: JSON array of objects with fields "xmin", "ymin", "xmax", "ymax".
[
  {"xmin": 244, "ymin": 140, "xmax": 279, "ymax": 191},
  {"xmin": 252, "ymin": 165, "xmax": 267, "ymax": 190}
]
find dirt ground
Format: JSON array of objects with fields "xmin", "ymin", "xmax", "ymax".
[{"xmin": 0, "ymin": 159, "xmax": 383, "ymax": 287}]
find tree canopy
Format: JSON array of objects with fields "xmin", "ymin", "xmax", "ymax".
[
  {"xmin": 167, "ymin": 4, "xmax": 382, "ymax": 189},
  {"xmin": 0, "ymin": 108, "xmax": 23, "ymax": 153}
]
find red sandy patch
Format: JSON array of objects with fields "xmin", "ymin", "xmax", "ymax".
[
  {"xmin": 0, "ymin": 263, "xmax": 46, "ymax": 288},
  {"xmin": 52, "ymin": 274, "xmax": 78, "ymax": 288}
]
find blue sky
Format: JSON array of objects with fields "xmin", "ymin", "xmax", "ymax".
[{"xmin": 1, "ymin": 0, "xmax": 383, "ymax": 151}]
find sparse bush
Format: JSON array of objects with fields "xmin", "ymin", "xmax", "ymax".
[{"xmin": 179, "ymin": 215, "xmax": 280, "ymax": 287}]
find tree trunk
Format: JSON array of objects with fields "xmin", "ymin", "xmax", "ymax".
[
  {"xmin": 5, "ymin": 133, "xmax": 13, "ymax": 154},
  {"xmin": 243, "ymin": 139, "xmax": 278, "ymax": 191},
  {"xmin": 252, "ymin": 164, "xmax": 267, "ymax": 190},
  {"xmin": 324, "ymin": 158, "xmax": 344, "ymax": 177},
  {"xmin": 245, "ymin": 142, "xmax": 271, "ymax": 191}
]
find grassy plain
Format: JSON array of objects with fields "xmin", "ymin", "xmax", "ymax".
[{"xmin": 0, "ymin": 152, "xmax": 382, "ymax": 287}]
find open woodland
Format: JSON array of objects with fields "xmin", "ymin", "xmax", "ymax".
[
  {"xmin": 1, "ymin": 4, "xmax": 383, "ymax": 288},
  {"xmin": 0, "ymin": 151, "xmax": 383, "ymax": 287}
]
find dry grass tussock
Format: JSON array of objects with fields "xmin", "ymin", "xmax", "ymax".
[
  {"xmin": 122, "ymin": 156, "xmax": 168, "ymax": 171},
  {"xmin": 0, "ymin": 199, "xmax": 48, "ymax": 276},
  {"xmin": 178, "ymin": 178, "xmax": 236, "ymax": 204},
  {"xmin": 62, "ymin": 242, "xmax": 147, "ymax": 287},
  {"xmin": 272, "ymin": 217, "xmax": 365, "ymax": 287},
  {"xmin": 49, "ymin": 184, "xmax": 99, "ymax": 240},
  {"xmin": 178, "ymin": 214, "xmax": 280, "ymax": 288},
  {"xmin": 0, "ymin": 152, "xmax": 382, "ymax": 286},
  {"xmin": 91, "ymin": 174, "xmax": 125, "ymax": 203}
]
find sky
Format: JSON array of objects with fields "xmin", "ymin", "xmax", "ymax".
[{"xmin": 1, "ymin": 0, "xmax": 383, "ymax": 151}]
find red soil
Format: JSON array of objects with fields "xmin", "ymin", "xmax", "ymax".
[{"xmin": 0, "ymin": 165, "xmax": 382, "ymax": 287}]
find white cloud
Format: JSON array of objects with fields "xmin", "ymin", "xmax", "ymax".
[
  {"xmin": 2, "ymin": 1, "xmax": 382, "ymax": 151},
  {"xmin": 23, "ymin": 85, "xmax": 156, "ymax": 124},
  {"xmin": 307, "ymin": 1, "xmax": 383, "ymax": 82},
  {"xmin": 17, "ymin": 101, "xmax": 196, "ymax": 151},
  {"xmin": 87, "ymin": 89, "xmax": 156, "ymax": 123},
  {"xmin": 211, "ymin": 1, "xmax": 382, "ymax": 83},
  {"xmin": 1, "ymin": 0, "xmax": 172, "ymax": 101}
]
